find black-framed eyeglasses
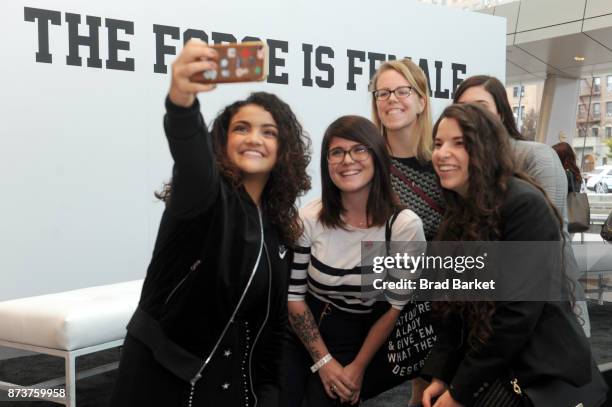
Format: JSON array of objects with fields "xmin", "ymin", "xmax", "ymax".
[
  {"xmin": 327, "ymin": 144, "xmax": 371, "ymax": 164},
  {"xmin": 373, "ymin": 86, "xmax": 415, "ymax": 101}
]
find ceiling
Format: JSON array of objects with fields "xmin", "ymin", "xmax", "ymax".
[
  {"xmin": 506, "ymin": 26, "xmax": 612, "ymax": 84},
  {"xmin": 423, "ymin": 0, "xmax": 612, "ymax": 85}
]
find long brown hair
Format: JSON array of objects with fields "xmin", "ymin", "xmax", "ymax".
[
  {"xmin": 319, "ymin": 115, "xmax": 401, "ymax": 229},
  {"xmin": 433, "ymin": 103, "xmax": 566, "ymax": 347},
  {"xmin": 453, "ymin": 75, "xmax": 525, "ymax": 141},
  {"xmin": 157, "ymin": 92, "xmax": 311, "ymax": 246},
  {"xmin": 552, "ymin": 142, "xmax": 582, "ymax": 185}
]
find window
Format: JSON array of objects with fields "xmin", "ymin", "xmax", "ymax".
[
  {"xmin": 512, "ymin": 85, "xmax": 525, "ymax": 98},
  {"xmin": 607, "ymin": 102, "xmax": 612, "ymax": 117},
  {"xmin": 592, "ymin": 127, "xmax": 599, "ymax": 137},
  {"xmin": 606, "ymin": 127, "xmax": 611, "ymax": 138},
  {"xmin": 593, "ymin": 103, "xmax": 600, "ymax": 117},
  {"xmin": 594, "ymin": 77, "xmax": 601, "ymax": 93},
  {"xmin": 608, "ymin": 75, "xmax": 612, "ymax": 92}
]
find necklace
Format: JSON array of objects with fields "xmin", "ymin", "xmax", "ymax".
[{"xmin": 345, "ymin": 216, "xmax": 368, "ymax": 228}]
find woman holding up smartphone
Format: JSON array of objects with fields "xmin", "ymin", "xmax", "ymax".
[
  {"xmin": 111, "ymin": 39, "xmax": 311, "ymax": 407},
  {"xmin": 283, "ymin": 115, "xmax": 425, "ymax": 406},
  {"xmin": 421, "ymin": 103, "xmax": 593, "ymax": 407}
]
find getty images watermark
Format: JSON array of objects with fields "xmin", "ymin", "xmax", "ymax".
[{"xmin": 360, "ymin": 241, "xmax": 577, "ymax": 302}]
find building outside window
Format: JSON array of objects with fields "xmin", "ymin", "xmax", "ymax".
[
  {"xmin": 593, "ymin": 103, "xmax": 600, "ymax": 117},
  {"xmin": 512, "ymin": 85, "xmax": 525, "ymax": 98},
  {"xmin": 594, "ymin": 77, "xmax": 601, "ymax": 93},
  {"xmin": 513, "ymin": 106, "xmax": 525, "ymax": 120}
]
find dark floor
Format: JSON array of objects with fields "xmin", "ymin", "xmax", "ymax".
[{"xmin": 1, "ymin": 302, "xmax": 611, "ymax": 407}]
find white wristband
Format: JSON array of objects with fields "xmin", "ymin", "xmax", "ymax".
[{"xmin": 310, "ymin": 354, "xmax": 332, "ymax": 373}]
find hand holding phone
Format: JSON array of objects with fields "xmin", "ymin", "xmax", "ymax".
[
  {"xmin": 189, "ymin": 42, "xmax": 268, "ymax": 84},
  {"xmin": 169, "ymin": 39, "xmax": 220, "ymax": 107}
]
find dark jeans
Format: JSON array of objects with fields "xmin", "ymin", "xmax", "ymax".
[{"xmin": 281, "ymin": 295, "xmax": 375, "ymax": 407}]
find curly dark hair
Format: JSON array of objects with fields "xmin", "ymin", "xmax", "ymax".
[
  {"xmin": 157, "ymin": 92, "xmax": 311, "ymax": 246},
  {"xmin": 432, "ymin": 103, "xmax": 567, "ymax": 348},
  {"xmin": 319, "ymin": 115, "xmax": 402, "ymax": 229}
]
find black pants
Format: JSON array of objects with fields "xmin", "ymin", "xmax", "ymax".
[{"xmin": 281, "ymin": 295, "xmax": 374, "ymax": 407}]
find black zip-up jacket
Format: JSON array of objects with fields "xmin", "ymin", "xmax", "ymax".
[{"xmin": 112, "ymin": 98, "xmax": 289, "ymax": 407}]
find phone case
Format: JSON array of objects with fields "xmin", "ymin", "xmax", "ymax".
[{"xmin": 190, "ymin": 41, "xmax": 268, "ymax": 84}]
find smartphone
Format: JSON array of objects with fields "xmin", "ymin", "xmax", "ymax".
[{"xmin": 190, "ymin": 41, "xmax": 268, "ymax": 84}]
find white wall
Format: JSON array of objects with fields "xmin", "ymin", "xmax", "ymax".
[{"xmin": 0, "ymin": 0, "xmax": 506, "ymax": 300}]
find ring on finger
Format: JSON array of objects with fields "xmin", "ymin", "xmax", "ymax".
[{"xmin": 330, "ymin": 384, "xmax": 337, "ymax": 393}]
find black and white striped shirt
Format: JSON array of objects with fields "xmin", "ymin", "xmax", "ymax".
[{"xmin": 288, "ymin": 200, "xmax": 425, "ymax": 314}]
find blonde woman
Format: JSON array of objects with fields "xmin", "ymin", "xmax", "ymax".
[
  {"xmin": 363, "ymin": 59, "xmax": 445, "ymax": 406},
  {"xmin": 369, "ymin": 59, "xmax": 444, "ymax": 241}
]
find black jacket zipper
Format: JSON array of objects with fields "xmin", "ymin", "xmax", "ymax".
[
  {"xmin": 164, "ymin": 259, "xmax": 202, "ymax": 306},
  {"xmin": 186, "ymin": 208, "xmax": 265, "ymax": 407}
]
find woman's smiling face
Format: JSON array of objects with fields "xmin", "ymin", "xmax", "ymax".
[
  {"xmin": 432, "ymin": 117, "xmax": 470, "ymax": 197},
  {"xmin": 226, "ymin": 104, "xmax": 279, "ymax": 179}
]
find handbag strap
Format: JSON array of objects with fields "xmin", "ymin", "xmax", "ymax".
[
  {"xmin": 385, "ymin": 210, "xmax": 401, "ymax": 255},
  {"xmin": 566, "ymin": 169, "xmax": 578, "ymax": 193},
  {"xmin": 390, "ymin": 164, "xmax": 444, "ymax": 215}
]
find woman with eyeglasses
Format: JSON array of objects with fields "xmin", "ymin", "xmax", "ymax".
[
  {"xmin": 364, "ymin": 58, "xmax": 444, "ymax": 406},
  {"xmin": 281, "ymin": 115, "xmax": 425, "ymax": 406},
  {"xmin": 369, "ymin": 59, "xmax": 445, "ymax": 242}
]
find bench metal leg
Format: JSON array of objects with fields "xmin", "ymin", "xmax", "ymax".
[
  {"xmin": 65, "ymin": 353, "xmax": 76, "ymax": 407},
  {"xmin": 0, "ymin": 339, "xmax": 124, "ymax": 406}
]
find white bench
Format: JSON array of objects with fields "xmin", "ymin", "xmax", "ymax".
[{"xmin": 0, "ymin": 280, "xmax": 142, "ymax": 407}]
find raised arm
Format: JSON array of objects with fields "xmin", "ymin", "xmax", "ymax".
[{"xmin": 163, "ymin": 39, "xmax": 221, "ymax": 218}]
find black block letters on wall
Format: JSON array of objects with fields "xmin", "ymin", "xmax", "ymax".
[{"xmin": 23, "ymin": 7, "xmax": 468, "ymax": 98}]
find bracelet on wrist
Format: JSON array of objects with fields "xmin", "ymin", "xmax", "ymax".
[{"xmin": 310, "ymin": 354, "xmax": 332, "ymax": 373}]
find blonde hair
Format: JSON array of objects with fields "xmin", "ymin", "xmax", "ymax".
[{"xmin": 369, "ymin": 59, "xmax": 433, "ymax": 162}]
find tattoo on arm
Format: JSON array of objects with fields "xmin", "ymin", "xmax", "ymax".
[{"xmin": 289, "ymin": 310, "xmax": 322, "ymax": 360}]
